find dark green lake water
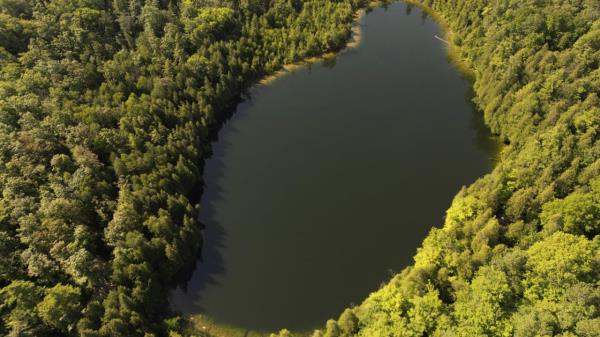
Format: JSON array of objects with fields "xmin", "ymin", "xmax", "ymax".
[{"xmin": 171, "ymin": 2, "xmax": 497, "ymax": 332}]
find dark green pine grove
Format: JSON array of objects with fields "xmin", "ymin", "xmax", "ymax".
[
  {"xmin": 0, "ymin": 0, "xmax": 364, "ymax": 336},
  {"xmin": 292, "ymin": 1, "xmax": 600, "ymax": 337}
]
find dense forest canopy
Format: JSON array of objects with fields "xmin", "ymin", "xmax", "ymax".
[
  {"xmin": 1, "ymin": 0, "xmax": 599, "ymax": 336},
  {"xmin": 0, "ymin": 0, "xmax": 363, "ymax": 336},
  {"xmin": 277, "ymin": 0, "xmax": 599, "ymax": 337}
]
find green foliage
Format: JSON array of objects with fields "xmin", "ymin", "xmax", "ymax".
[
  {"xmin": 452, "ymin": 267, "xmax": 513, "ymax": 336},
  {"xmin": 524, "ymin": 232, "xmax": 598, "ymax": 301},
  {"xmin": 37, "ymin": 284, "xmax": 82, "ymax": 333},
  {"xmin": 540, "ymin": 177, "xmax": 600, "ymax": 235},
  {"xmin": 0, "ymin": 281, "xmax": 44, "ymax": 337},
  {"xmin": 183, "ymin": 7, "xmax": 236, "ymax": 44},
  {"xmin": 2, "ymin": 0, "xmax": 598, "ymax": 336},
  {"xmin": 270, "ymin": 329, "xmax": 293, "ymax": 337},
  {"xmin": 338, "ymin": 309, "xmax": 359, "ymax": 335}
]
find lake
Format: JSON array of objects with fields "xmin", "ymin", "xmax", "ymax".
[{"xmin": 171, "ymin": 2, "xmax": 497, "ymax": 332}]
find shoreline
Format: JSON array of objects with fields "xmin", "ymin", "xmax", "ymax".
[
  {"xmin": 257, "ymin": 1, "xmax": 383, "ymax": 86},
  {"xmin": 181, "ymin": 4, "xmax": 380, "ymax": 337},
  {"xmin": 402, "ymin": 0, "xmax": 475, "ymax": 78},
  {"xmin": 402, "ymin": 0, "xmax": 503, "ymax": 162},
  {"xmin": 181, "ymin": 2, "xmax": 503, "ymax": 336}
]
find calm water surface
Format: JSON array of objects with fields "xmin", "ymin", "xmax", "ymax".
[{"xmin": 171, "ymin": 3, "xmax": 497, "ymax": 332}]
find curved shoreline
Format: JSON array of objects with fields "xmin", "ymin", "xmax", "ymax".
[
  {"xmin": 258, "ymin": 23, "xmax": 362, "ymax": 86},
  {"xmin": 257, "ymin": 2, "xmax": 381, "ymax": 86},
  {"xmin": 180, "ymin": 1, "xmax": 501, "ymax": 336},
  {"xmin": 180, "ymin": 3, "xmax": 381, "ymax": 337},
  {"xmin": 257, "ymin": 0, "xmax": 475, "ymax": 89},
  {"xmin": 402, "ymin": 0, "xmax": 503, "ymax": 163},
  {"xmin": 403, "ymin": 0, "xmax": 474, "ymax": 78}
]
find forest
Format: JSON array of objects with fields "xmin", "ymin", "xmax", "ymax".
[
  {"xmin": 0, "ymin": 0, "xmax": 599, "ymax": 336},
  {"xmin": 0, "ymin": 0, "xmax": 363, "ymax": 336}
]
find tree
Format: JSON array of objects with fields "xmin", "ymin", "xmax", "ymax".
[
  {"xmin": 37, "ymin": 284, "xmax": 82, "ymax": 333},
  {"xmin": 524, "ymin": 232, "xmax": 597, "ymax": 301},
  {"xmin": 0, "ymin": 281, "xmax": 44, "ymax": 337},
  {"xmin": 540, "ymin": 177, "xmax": 600, "ymax": 235},
  {"xmin": 337, "ymin": 309, "xmax": 359, "ymax": 335},
  {"xmin": 452, "ymin": 267, "xmax": 513, "ymax": 337}
]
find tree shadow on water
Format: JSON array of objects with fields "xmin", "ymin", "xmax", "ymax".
[
  {"xmin": 169, "ymin": 94, "xmax": 260, "ymax": 315},
  {"xmin": 462, "ymin": 84, "xmax": 502, "ymax": 166}
]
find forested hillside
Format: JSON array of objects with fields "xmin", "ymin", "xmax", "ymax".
[
  {"xmin": 0, "ymin": 1, "xmax": 364, "ymax": 336},
  {"xmin": 297, "ymin": 0, "xmax": 600, "ymax": 336}
]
